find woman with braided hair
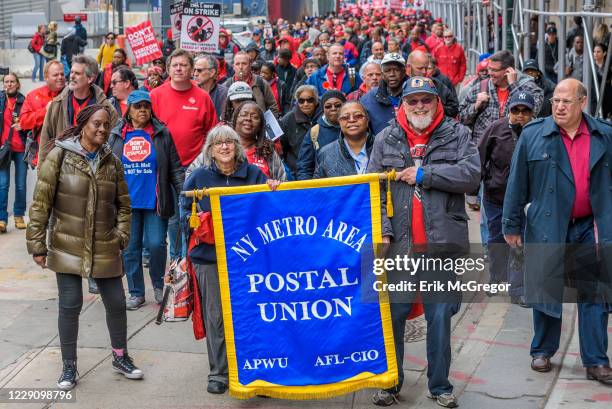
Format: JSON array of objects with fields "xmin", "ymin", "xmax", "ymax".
[{"xmin": 26, "ymin": 104, "xmax": 143, "ymax": 391}]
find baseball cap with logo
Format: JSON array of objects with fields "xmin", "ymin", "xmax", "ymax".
[
  {"xmin": 381, "ymin": 53, "xmax": 406, "ymax": 67},
  {"xmin": 402, "ymin": 76, "xmax": 438, "ymax": 98},
  {"xmin": 228, "ymin": 81, "xmax": 253, "ymax": 101},
  {"xmin": 508, "ymin": 92, "xmax": 535, "ymax": 111}
]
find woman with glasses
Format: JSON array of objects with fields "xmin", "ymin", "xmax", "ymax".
[
  {"xmin": 180, "ymin": 124, "xmax": 267, "ymax": 395},
  {"xmin": 279, "ymin": 85, "xmax": 320, "ymax": 176},
  {"xmin": 296, "ymin": 90, "xmax": 346, "ymax": 180},
  {"xmin": 96, "ymin": 32, "xmax": 117, "ymax": 68},
  {"xmin": 107, "ymin": 90, "xmax": 185, "ymax": 310},
  {"xmin": 231, "ymin": 101, "xmax": 287, "ymax": 181},
  {"xmin": 314, "ymin": 101, "xmax": 373, "ymax": 178}
]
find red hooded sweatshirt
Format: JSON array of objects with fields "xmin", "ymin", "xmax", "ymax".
[{"xmin": 276, "ymin": 36, "xmax": 304, "ymax": 69}]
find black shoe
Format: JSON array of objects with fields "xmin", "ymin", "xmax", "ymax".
[
  {"xmin": 88, "ymin": 278, "xmax": 100, "ymax": 294},
  {"xmin": 112, "ymin": 351, "xmax": 144, "ymax": 379},
  {"xmin": 207, "ymin": 380, "xmax": 228, "ymax": 394},
  {"xmin": 57, "ymin": 359, "xmax": 78, "ymax": 390}
]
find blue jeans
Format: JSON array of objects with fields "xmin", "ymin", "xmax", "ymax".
[
  {"xmin": 387, "ymin": 302, "xmax": 460, "ymax": 395},
  {"xmin": 167, "ymin": 187, "xmax": 186, "ymax": 260},
  {"xmin": 531, "ymin": 216, "xmax": 609, "ymax": 367},
  {"xmin": 484, "ymin": 199, "xmax": 524, "ymax": 296},
  {"xmin": 123, "ymin": 209, "xmax": 168, "ymax": 297},
  {"xmin": 32, "ymin": 53, "xmax": 44, "ymax": 81},
  {"xmin": 0, "ymin": 152, "xmax": 27, "ymax": 222}
]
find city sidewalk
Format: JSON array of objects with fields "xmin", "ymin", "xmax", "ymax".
[{"xmin": 1, "ymin": 214, "xmax": 611, "ymax": 409}]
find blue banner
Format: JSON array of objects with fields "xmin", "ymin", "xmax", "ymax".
[{"xmin": 209, "ymin": 175, "xmax": 397, "ymax": 399}]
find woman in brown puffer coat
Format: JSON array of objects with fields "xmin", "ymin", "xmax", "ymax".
[{"xmin": 26, "ymin": 104, "xmax": 143, "ymax": 391}]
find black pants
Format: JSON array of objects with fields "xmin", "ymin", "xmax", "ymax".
[{"xmin": 56, "ymin": 273, "xmax": 127, "ymax": 360}]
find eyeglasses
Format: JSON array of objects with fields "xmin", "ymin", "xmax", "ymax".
[
  {"xmin": 194, "ymin": 67, "xmax": 212, "ymax": 73},
  {"xmin": 404, "ymin": 96, "xmax": 435, "ymax": 106},
  {"xmin": 131, "ymin": 102, "xmax": 150, "ymax": 110},
  {"xmin": 238, "ymin": 112, "xmax": 261, "ymax": 121},
  {"xmin": 338, "ymin": 113, "xmax": 367, "ymax": 122},
  {"xmin": 510, "ymin": 107, "xmax": 532, "ymax": 115},
  {"xmin": 324, "ymin": 102, "xmax": 343, "ymax": 110},
  {"xmin": 298, "ymin": 97, "xmax": 316, "ymax": 104},
  {"xmin": 110, "ymin": 79, "xmax": 127, "ymax": 86},
  {"xmin": 550, "ymin": 97, "xmax": 584, "ymax": 107},
  {"xmin": 213, "ymin": 140, "xmax": 235, "ymax": 147},
  {"xmin": 106, "ymin": 37, "xmax": 115, "ymax": 41}
]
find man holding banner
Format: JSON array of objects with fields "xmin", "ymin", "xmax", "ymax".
[{"xmin": 368, "ymin": 77, "xmax": 480, "ymax": 407}]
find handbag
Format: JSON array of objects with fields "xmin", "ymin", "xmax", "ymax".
[
  {"xmin": 0, "ymin": 138, "xmax": 11, "ymax": 168},
  {"xmin": 27, "ymin": 40, "xmax": 36, "ymax": 54},
  {"xmin": 43, "ymin": 43, "xmax": 57, "ymax": 55},
  {"xmin": 156, "ymin": 257, "xmax": 193, "ymax": 323},
  {"xmin": 23, "ymin": 130, "xmax": 39, "ymax": 169}
]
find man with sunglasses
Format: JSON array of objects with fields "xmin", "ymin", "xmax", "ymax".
[
  {"xmin": 459, "ymin": 50, "xmax": 543, "ymax": 142},
  {"xmin": 479, "ymin": 92, "xmax": 536, "ymax": 306},
  {"xmin": 194, "ymin": 55, "xmax": 228, "ymax": 119},
  {"xmin": 368, "ymin": 77, "xmax": 480, "ymax": 408},
  {"xmin": 503, "ymin": 78, "xmax": 612, "ymax": 383},
  {"xmin": 432, "ymin": 30, "xmax": 466, "ymax": 87}
]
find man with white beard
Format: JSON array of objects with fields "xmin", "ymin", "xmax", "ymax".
[{"xmin": 368, "ymin": 77, "xmax": 480, "ymax": 407}]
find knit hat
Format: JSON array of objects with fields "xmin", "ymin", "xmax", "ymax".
[{"xmin": 321, "ymin": 90, "xmax": 347, "ymax": 106}]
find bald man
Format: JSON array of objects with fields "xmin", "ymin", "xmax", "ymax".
[
  {"xmin": 503, "ymin": 78, "xmax": 612, "ymax": 382},
  {"xmin": 406, "ymin": 50, "xmax": 458, "ymax": 118}
]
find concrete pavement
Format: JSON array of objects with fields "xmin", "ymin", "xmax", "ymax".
[{"xmin": 1, "ymin": 207, "xmax": 611, "ymax": 409}]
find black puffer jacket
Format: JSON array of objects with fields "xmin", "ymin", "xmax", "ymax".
[
  {"xmin": 108, "ymin": 118, "xmax": 185, "ymax": 218},
  {"xmin": 279, "ymin": 106, "xmax": 320, "ymax": 174},
  {"xmin": 478, "ymin": 117, "xmax": 521, "ymax": 206}
]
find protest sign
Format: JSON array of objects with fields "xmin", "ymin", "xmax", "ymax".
[
  {"xmin": 209, "ymin": 175, "xmax": 397, "ymax": 399},
  {"xmin": 180, "ymin": 2, "xmax": 221, "ymax": 53},
  {"xmin": 170, "ymin": 0, "xmax": 185, "ymax": 43},
  {"xmin": 125, "ymin": 21, "xmax": 162, "ymax": 65}
]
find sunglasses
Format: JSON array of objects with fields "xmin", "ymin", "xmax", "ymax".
[
  {"xmin": 404, "ymin": 96, "xmax": 435, "ymax": 106},
  {"xmin": 443, "ymin": 35, "xmax": 454, "ymax": 38},
  {"xmin": 298, "ymin": 97, "xmax": 316, "ymax": 104},
  {"xmin": 338, "ymin": 113, "xmax": 367, "ymax": 122},
  {"xmin": 510, "ymin": 107, "xmax": 532, "ymax": 115},
  {"xmin": 131, "ymin": 102, "xmax": 150, "ymax": 110},
  {"xmin": 324, "ymin": 102, "xmax": 343, "ymax": 110},
  {"xmin": 110, "ymin": 79, "xmax": 127, "ymax": 86}
]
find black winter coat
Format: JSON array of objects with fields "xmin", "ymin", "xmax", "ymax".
[
  {"xmin": 279, "ymin": 106, "xmax": 320, "ymax": 174},
  {"xmin": 314, "ymin": 133, "xmax": 374, "ymax": 178},
  {"xmin": 108, "ymin": 118, "xmax": 185, "ymax": 218}
]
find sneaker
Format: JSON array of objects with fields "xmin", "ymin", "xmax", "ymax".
[
  {"xmin": 427, "ymin": 391, "xmax": 458, "ymax": 408},
  {"xmin": 0, "ymin": 221, "xmax": 6, "ymax": 233},
  {"xmin": 154, "ymin": 287, "xmax": 164, "ymax": 304},
  {"xmin": 112, "ymin": 351, "xmax": 144, "ymax": 379},
  {"xmin": 88, "ymin": 278, "xmax": 100, "ymax": 294},
  {"xmin": 126, "ymin": 296, "xmax": 145, "ymax": 310},
  {"xmin": 57, "ymin": 359, "xmax": 78, "ymax": 390},
  {"xmin": 14, "ymin": 216, "xmax": 26, "ymax": 229},
  {"xmin": 372, "ymin": 389, "xmax": 399, "ymax": 406}
]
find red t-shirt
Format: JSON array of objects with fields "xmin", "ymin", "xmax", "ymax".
[
  {"xmin": 496, "ymin": 87, "xmax": 510, "ymax": 117},
  {"xmin": 560, "ymin": 119, "xmax": 592, "ymax": 219},
  {"xmin": 246, "ymin": 146, "xmax": 270, "ymax": 178},
  {"xmin": 2, "ymin": 96, "xmax": 25, "ymax": 152},
  {"xmin": 150, "ymin": 82, "xmax": 218, "ymax": 166}
]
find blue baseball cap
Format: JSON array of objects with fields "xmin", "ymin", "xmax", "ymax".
[
  {"xmin": 127, "ymin": 90, "xmax": 151, "ymax": 105},
  {"xmin": 508, "ymin": 91, "xmax": 535, "ymax": 111},
  {"xmin": 402, "ymin": 76, "xmax": 438, "ymax": 98}
]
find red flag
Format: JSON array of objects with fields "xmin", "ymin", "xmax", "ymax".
[{"xmin": 125, "ymin": 21, "xmax": 163, "ymax": 65}]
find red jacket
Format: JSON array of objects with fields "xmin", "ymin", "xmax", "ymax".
[
  {"xmin": 425, "ymin": 34, "xmax": 443, "ymax": 53},
  {"xmin": 276, "ymin": 36, "xmax": 304, "ymax": 69},
  {"xmin": 20, "ymin": 84, "xmax": 61, "ymax": 134},
  {"xmin": 432, "ymin": 42, "xmax": 467, "ymax": 86},
  {"xmin": 31, "ymin": 32, "xmax": 45, "ymax": 53}
]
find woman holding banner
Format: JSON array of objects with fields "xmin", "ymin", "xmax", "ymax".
[{"xmin": 181, "ymin": 124, "xmax": 267, "ymax": 394}]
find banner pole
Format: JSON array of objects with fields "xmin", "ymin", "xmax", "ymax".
[{"xmin": 181, "ymin": 171, "xmax": 397, "ymax": 197}]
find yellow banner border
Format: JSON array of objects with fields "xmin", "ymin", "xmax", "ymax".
[{"xmin": 209, "ymin": 174, "xmax": 398, "ymax": 400}]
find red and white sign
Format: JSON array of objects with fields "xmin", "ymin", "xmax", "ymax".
[
  {"xmin": 123, "ymin": 137, "xmax": 152, "ymax": 162},
  {"xmin": 125, "ymin": 21, "xmax": 163, "ymax": 65},
  {"xmin": 63, "ymin": 13, "xmax": 88, "ymax": 22}
]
